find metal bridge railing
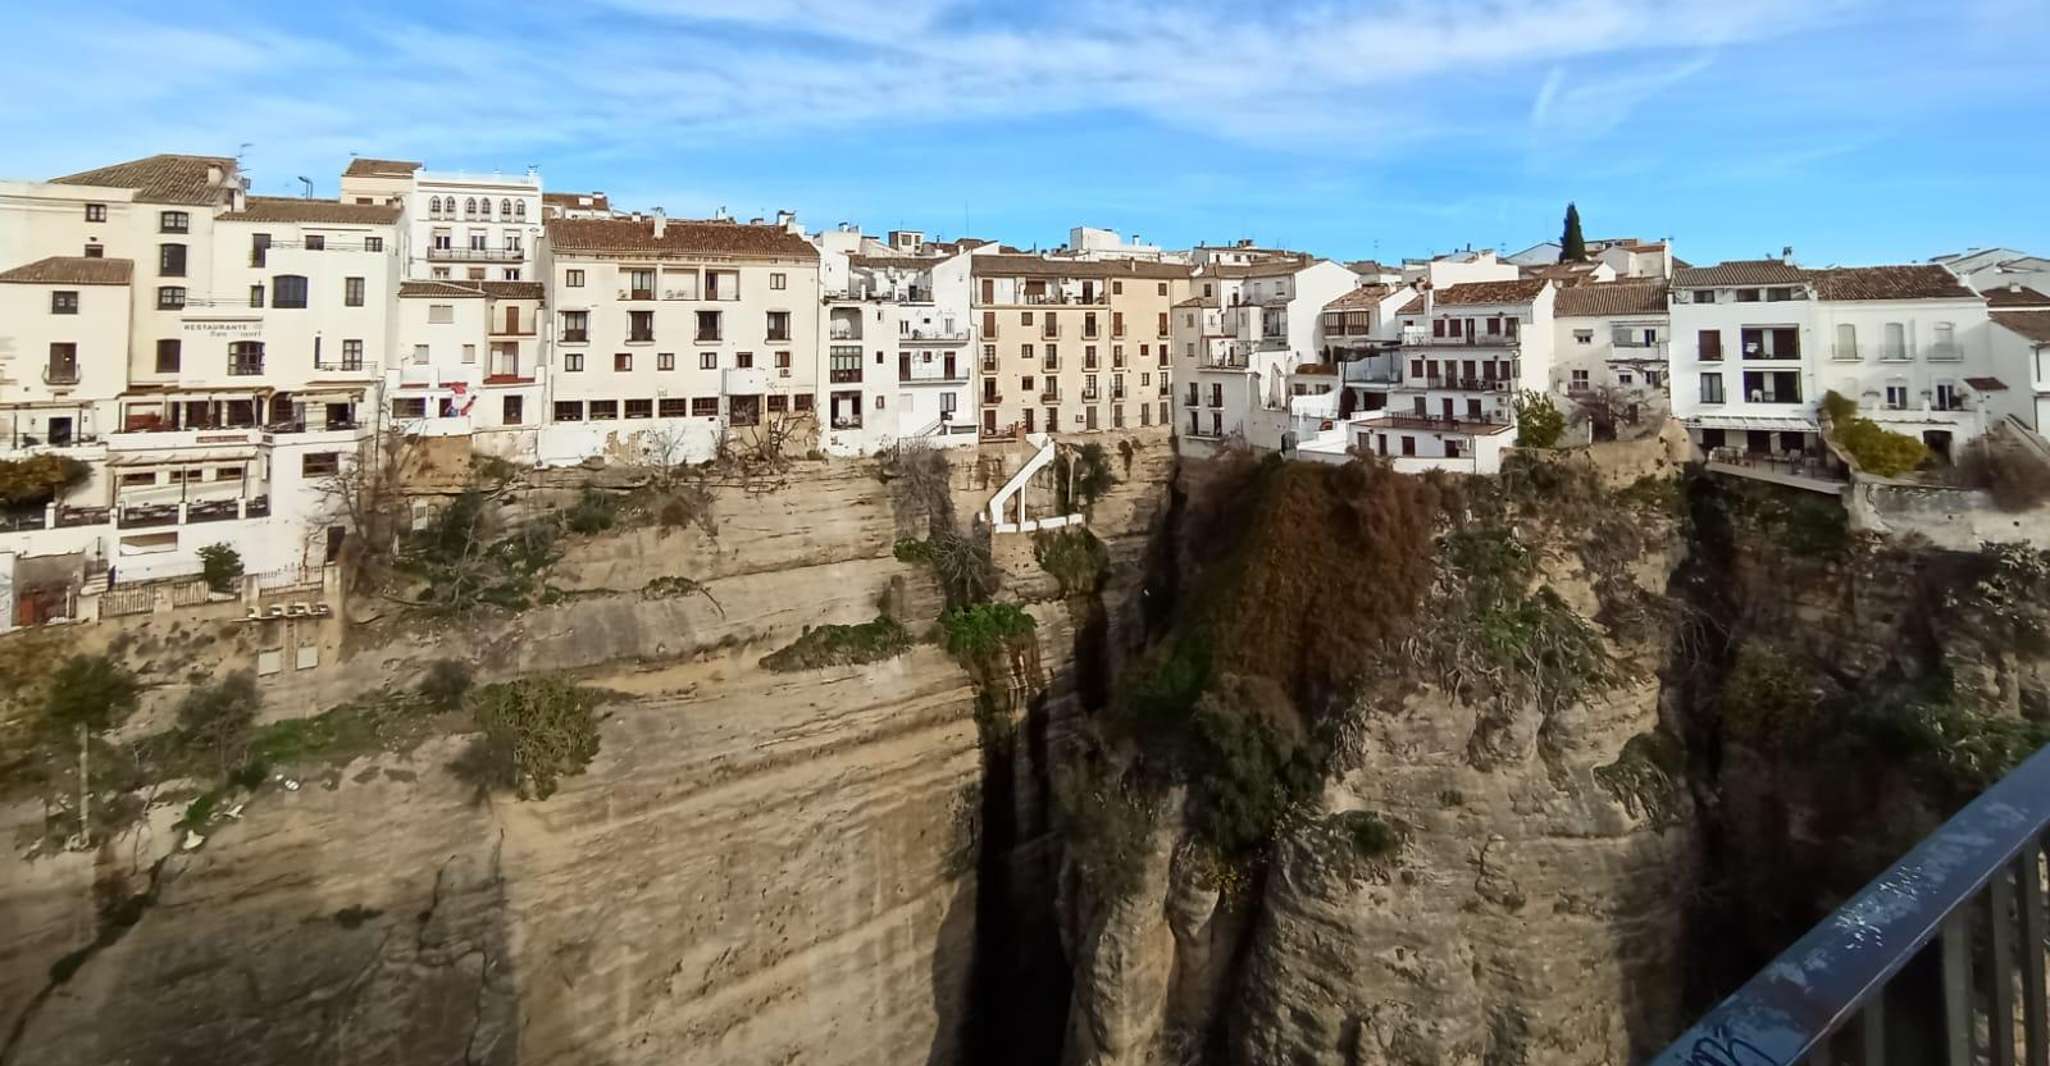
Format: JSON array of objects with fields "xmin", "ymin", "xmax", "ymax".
[{"xmin": 1651, "ymin": 742, "xmax": 2050, "ymax": 1066}]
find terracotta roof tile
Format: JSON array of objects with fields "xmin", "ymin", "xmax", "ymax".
[
  {"xmin": 50, "ymin": 153, "xmax": 236, "ymax": 205},
  {"xmin": 1992, "ymin": 312, "xmax": 2050, "ymax": 345},
  {"xmin": 477, "ymin": 280, "xmax": 545, "ymax": 302},
  {"xmin": 219, "ymin": 196, "xmax": 401, "ymax": 225},
  {"xmin": 397, "ymin": 280, "xmax": 487, "ymax": 299},
  {"xmin": 1431, "ymin": 279, "xmax": 1549, "ymax": 306},
  {"xmin": 1322, "ymin": 285, "xmax": 1398, "ymax": 311},
  {"xmin": 1810, "ymin": 264, "xmax": 1977, "ymax": 301},
  {"xmin": 1983, "ymin": 285, "xmax": 2050, "ymax": 309},
  {"xmin": 969, "ymin": 254, "xmax": 1190, "ymax": 279},
  {"xmin": 546, "ymin": 218, "xmax": 817, "ymax": 259},
  {"xmin": 849, "ymin": 254, "xmax": 947, "ymax": 270},
  {"xmin": 0, "ymin": 256, "xmax": 134, "ymax": 285},
  {"xmin": 1554, "ymin": 281, "xmax": 1669, "ymax": 317},
  {"xmin": 1202, "ymin": 257, "xmax": 1315, "ymax": 279},
  {"xmin": 542, "ymin": 191, "xmax": 609, "ymax": 209},
  {"xmin": 343, "ymin": 158, "xmax": 421, "ymax": 177},
  {"xmin": 1672, "ymin": 259, "xmax": 1808, "ymax": 288},
  {"xmin": 1397, "ymin": 294, "xmax": 1425, "ymax": 315}
]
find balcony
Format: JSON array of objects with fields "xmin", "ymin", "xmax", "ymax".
[
  {"xmin": 829, "ymin": 324, "xmax": 860, "ymax": 340},
  {"xmin": 561, "ymin": 330, "xmax": 589, "ymax": 344},
  {"xmin": 1418, "ymin": 376, "xmax": 1514, "ymax": 393},
  {"xmin": 1927, "ymin": 341, "xmax": 1963, "ymax": 362},
  {"xmin": 1016, "ymin": 292, "xmax": 1106, "ymax": 306},
  {"xmin": 902, "ymin": 327, "xmax": 969, "ymax": 344},
  {"xmin": 1343, "ymin": 362, "xmax": 1401, "ymax": 385},
  {"xmin": 426, "ymin": 247, "xmax": 523, "ymax": 262},
  {"xmin": 1039, "ymin": 389, "xmax": 1061, "ymax": 403},
  {"xmin": 1611, "ymin": 339, "xmax": 1669, "ymax": 358},
  {"xmin": 1831, "ymin": 343, "xmax": 1861, "ymax": 361},
  {"xmin": 1082, "ymin": 388, "xmax": 1100, "ymax": 402},
  {"xmin": 1259, "ymin": 336, "xmax": 1290, "ymax": 350},
  {"xmin": 1416, "ymin": 331, "xmax": 1521, "ymax": 347},
  {"xmin": 228, "ymin": 358, "xmax": 265, "ymax": 377},
  {"xmin": 312, "ymin": 359, "xmax": 367, "ymax": 373},
  {"xmin": 43, "ymin": 365, "xmax": 80, "ymax": 386},
  {"xmin": 1369, "ymin": 412, "xmax": 1512, "ymax": 434}
]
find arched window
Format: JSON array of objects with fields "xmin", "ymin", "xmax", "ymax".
[
  {"xmin": 514, "ymin": 200, "xmax": 526, "ymax": 219},
  {"xmin": 432, "ymin": 196, "xmax": 445, "ymax": 216},
  {"xmin": 480, "ymin": 199, "xmax": 492, "ymax": 219},
  {"xmin": 465, "ymin": 197, "xmax": 477, "ymax": 216},
  {"xmin": 500, "ymin": 199, "xmax": 512, "ymax": 217}
]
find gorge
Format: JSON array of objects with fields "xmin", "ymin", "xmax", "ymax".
[{"xmin": 2, "ymin": 427, "xmax": 2046, "ymax": 1065}]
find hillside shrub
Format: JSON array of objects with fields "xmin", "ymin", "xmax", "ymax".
[
  {"xmin": 760, "ymin": 615, "xmax": 911, "ymax": 672},
  {"xmin": 177, "ymin": 671, "xmax": 262, "ymax": 775},
  {"xmin": 197, "ymin": 543, "xmax": 243, "ymax": 594},
  {"xmin": 1513, "ymin": 391, "xmax": 1565, "ymax": 448},
  {"xmin": 938, "ymin": 602, "xmax": 1037, "ymax": 664},
  {"xmin": 44, "ymin": 655, "xmax": 142, "ymax": 737},
  {"xmin": 562, "ymin": 484, "xmax": 620, "ymax": 534},
  {"xmin": 417, "ymin": 660, "xmax": 474, "ymax": 711},
  {"xmin": 1719, "ymin": 642, "xmax": 1824, "ymax": 752},
  {"xmin": 1823, "ymin": 391, "xmax": 1928, "ymax": 477},
  {"xmin": 1034, "ymin": 528, "xmax": 1109, "ymax": 597},
  {"xmin": 455, "ymin": 677, "xmax": 603, "ymax": 801},
  {"xmin": 1336, "ymin": 810, "xmax": 1405, "ymax": 859}
]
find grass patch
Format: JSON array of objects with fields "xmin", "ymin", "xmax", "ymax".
[
  {"xmin": 1335, "ymin": 810, "xmax": 1405, "ymax": 859},
  {"xmin": 760, "ymin": 615, "xmax": 912, "ymax": 672},
  {"xmin": 451, "ymin": 677, "xmax": 606, "ymax": 801}
]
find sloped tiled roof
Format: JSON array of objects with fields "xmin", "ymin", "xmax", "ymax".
[
  {"xmin": 0, "ymin": 256, "xmax": 133, "ymax": 285},
  {"xmin": 219, "ymin": 196, "xmax": 401, "ymax": 225},
  {"xmin": 397, "ymin": 280, "xmax": 487, "ymax": 299},
  {"xmin": 1202, "ymin": 257, "xmax": 1315, "ymax": 278},
  {"xmin": 1322, "ymin": 284, "xmax": 1397, "ymax": 311},
  {"xmin": 50, "ymin": 153, "xmax": 236, "ymax": 205},
  {"xmin": 1983, "ymin": 285, "xmax": 2050, "ymax": 309},
  {"xmin": 542, "ymin": 191, "xmax": 610, "ymax": 210},
  {"xmin": 1524, "ymin": 261, "xmax": 1605, "ymax": 285},
  {"xmin": 1672, "ymin": 259, "xmax": 1808, "ymax": 288},
  {"xmin": 1554, "ymin": 281, "xmax": 1669, "ymax": 317},
  {"xmin": 1431, "ymin": 278, "xmax": 1549, "ymax": 306},
  {"xmin": 1809, "ymin": 265, "xmax": 1978, "ymax": 302},
  {"xmin": 969, "ymin": 254, "xmax": 1190, "ymax": 279},
  {"xmin": 477, "ymin": 280, "xmax": 545, "ymax": 301},
  {"xmin": 546, "ymin": 218, "xmax": 818, "ymax": 259},
  {"xmin": 850, "ymin": 254, "xmax": 947, "ymax": 270},
  {"xmin": 344, "ymin": 158, "xmax": 421, "ymax": 177},
  {"xmin": 1992, "ymin": 312, "xmax": 2050, "ymax": 345}
]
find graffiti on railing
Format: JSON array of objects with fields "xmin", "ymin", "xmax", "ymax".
[{"xmin": 1674, "ymin": 1029, "xmax": 1779, "ymax": 1066}]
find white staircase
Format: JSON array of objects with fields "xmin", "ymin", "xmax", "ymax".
[{"xmin": 985, "ymin": 433, "xmax": 1085, "ymax": 534}]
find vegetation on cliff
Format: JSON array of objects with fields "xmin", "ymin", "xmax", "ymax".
[{"xmin": 760, "ymin": 615, "xmax": 913, "ymax": 672}]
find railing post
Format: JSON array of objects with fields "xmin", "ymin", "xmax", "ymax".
[
  {"xmin": 2024, "ymin": 839, "xmax": 2049, "ymax": 1066},
  {"xmin": 1994, "ymin": 868, "xmax": 2020, "ymax": 1066},
  {"xmin": 1944, "ymin": 909, "xmax": 1974, "ymax": 1066},
  {"xmin": 1860, "ymin": 994, "xmax": 1885, "ymax": 1066}
]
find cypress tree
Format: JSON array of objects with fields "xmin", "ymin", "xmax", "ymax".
[{"xmin": 1560, "ymin": 202, "xmax": 1587, "ymax": 262}]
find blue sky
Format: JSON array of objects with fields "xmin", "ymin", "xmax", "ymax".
[{"xmin": 6, "ymin": 0, "xmax": 2047, "ymax": 266}]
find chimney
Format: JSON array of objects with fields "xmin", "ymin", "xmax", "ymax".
[
  {"xmin": 652, "ymin": 208, "xmax": 666, "ymax": 239},
  {"xmin": 714, "ymin": 205, "xmax": 730, "ymax": 222},
  {"xmin": 1781, "ymin": 245, "xmax": 1796, "ymax": 265},
  {"xmin": 776, "ymin": 209, "xmax": 795, "ymax": 227},
  {"xmin": 2011, "ymin": 283, "xmax": 2024, "ymax": 293},
  {"xmin": 207, "ymin": 163, "xmax": 223, "ymax": 185}
]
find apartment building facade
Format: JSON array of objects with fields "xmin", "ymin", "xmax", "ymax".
[
  {"xmin": 1362, "ymin": 278, "xmax": 1557, "ymax": 470},
  {"xmin": 539, "ymin": 215, "xmax": 821, "ymax": 465},
  {"xmin": 1170, "ymin": 257, "xmax": 1357, "ymax": 448},
  {"xmin": 1550, "ymin": 280, "xmax": 1670, "ymax": 405},
  {"xmin": 387, "ymin": 280, "xmax": 548, "ymax": 453},
  {"xmin": 972, "ymin": 255, "xmax": 1189, "ymax": 438},
  {"xmin": 1670, "ymin": 261, "xmax": 2011, "ymax": 459},
  {"xmin": 338, "ymin": 158, "xmax": 543, "ymax": 283},
  {"xmin": 1986, "ymin": 285, "xmax": 2050, "ymax": 431}
]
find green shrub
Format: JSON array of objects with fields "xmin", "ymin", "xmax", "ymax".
[
  {"xmin": 1821, "ymin": 390, "xmax": 1859, "ymax": 425},
  {"xmin": 1336, "ymin": 810, "xmax": 1404, "ymax": 859},
  {"xmin": 0, "ymin": 454, "xmax": 89, "ymax": 509},
  {"xmin": 1033, "ymin": 528, "xmax": 1109, "ymax": 597},
  {"xmin": 44, "ymin": 655, "xmax": 141, "ymax": 736},
  {"xmin": 1824, "ymin": 391, "xmax": 1928, "ymax": 477},
  {"xmin": 457, "ymin": 677, "xmax": 603, "ymax": 801},
  {"xmin": 1059, "ymin": 768, "xmax": 1158, "ymax": 901},
  {"xmin": 1514, "ymin": 391, "xmax": 1565, "ymax": 448},
  {"xmin": 196, "ymin": 543, "xmax": 243, "ymax": 594},
  {"xmin": 760, "ymin": 615, "xmax": 912, "ymax": 672},
  {"xmin": 1719, "ymin": 643, "xmax": 1823, "ymax": 751},
  {"xmin": 938, "ymin": 602, "xmax": 1037, "ymax": 664},
  {"xmin": 893, "ymin": 537, "xmax": 935, "ymax": 564},
  {"xmin": 1054, "ymin": 443, "xmax": 1117, "ymax": 513},
  {"xmin": 177, "ymin": 671, "xmax": 261, "ymax": 775},
  {"xmin": 563, "ymin": 484, "xmax": 620, "ymax": 534},
  {"xmin": 177, "ymin": 791, "xmax": 220, "ymax": 831},
  {"xmin": 417, "ymin": 660, "xmax": 473, "ymax": 711}
]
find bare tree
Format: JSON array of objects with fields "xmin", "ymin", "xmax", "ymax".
[{"xmin": 314, "ymin": 428, "xmax": 418, "ymax": 594}]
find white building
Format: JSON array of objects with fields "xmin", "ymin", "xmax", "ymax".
[
  {"xmin": 1550, "ymin": 280, "xmax": 1670, "ymax": 407},
  {"xmin": 387, "ymin": 280, "xmax": 548, "ymax": 454},
  {"xmin": 1669, "ymin": 260, "xmax": 2012, "ymax": 461},
  {"xmin": 1932, "ymin": 247, "xmax": 2050, "ymax": 297},
  {"xmin": 541, "ymin": 191, "xmax": 617, "ymax": 220},
  {"xmin": 339, "ymin": 158, "xmax": 543, "ymax": 284},
  {"xmin": 1399, "ymin": 248, "xmax": 1523, "ymax": 289},
  {"xmin": 538, "ymin": 213, "xmax": 821, "ymax": 466},
  {"xmin": 1170, "ymin": 257, "xmax": 1361, "ymax": 449},
  {"xmin": 1985, "ymin": 285, "xmax": 2050, "ymax": 431},
  {"xmin": 1063, "ymin": 227, "xmax": 1174, "ymax": 262},
  {"xmin": 1316, "ymin": 282, "xmax": 1417, "ymax": 419},
  {"xmin": 820, "ymin": 252, "xmax": 977, "ymax": 453}
]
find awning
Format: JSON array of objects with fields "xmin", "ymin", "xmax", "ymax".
[
  {"xmin": 107, "ymin": 447, "xmax": 259, "ymax": 467},
  {"xmin": 1965, "ymin": 377, "xmax": 2009, "ymax": 392},
  {"xmin": 1685, "ymin": 414, "xmax": 1819, "ymax": 433}
]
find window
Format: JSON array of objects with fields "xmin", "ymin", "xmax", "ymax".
[
  {"xmin": 1740, "ymin": 327, "xmax": 1799, "ymax": 360},
  {"xmin": 549, "ymin": 309, "xmax": 589, "ymax": 345},
  {"xmin": 515, "ymin": 201, "xmax": 526, "ymax": 219},
  {"xmin": 1880, "ymin": 323, "xmax": 1906, "ymax": 359},
  {"xmin": 696, "ymin": 310, "xmax": 721, "ymax": 342},
  {"xmin": 1936, "ymin": 381, "xmax": 1962, "ymax": 410},
  {"xmin": 461, "ymin": 344, "xmax": 476, "ymax": 364},
  {"xmin": 590, "ymin": 400, "xmax": 619, "ymax": 420},
  {"xmin": 51, "ymin": 290, "xmax": 78, "ymax": 314},
  {"xmin": 1698, "ymin": 329, "xmax": 1723, "ymax": 361},
  {"xmin": 766, "ymin": 311, "xmax": 790, "ymax": 341},
  {"xmin": 465, "ymin": 197, "xmax": 477, "ymax": 216},
  {"xmin": 500, "ymin": 199, "xmax": 512, "ymax": 217},
  {"xmin": 625, "ymin": 399, "xmax": 653, "ymax": 419},
  {"xmin": 470, "ymin": 232, "xmax": 487, "ymax": 252},
  {"xmin": 250, "ymin": 284, "xmax": 265, "ymax": 307},
  {"xmin": 629, "ymin": 310, "xmax": 655, "ymax": 342},
  {"xmin": 428, "ymin": 304, "xmax": 455, "ymax": 324},
  {"xmin": 1766, "ymin": 287, "xmax": 1796, "ymax": 302},
  {"xmin": 564, "ymin": 352, "xmax": 585, "ymax": 372},
  {"xmin": 735, "ymin": 351, "xmax": 754, "ymax": 369},
  {"xmin": 304, "ymin": 235, "xmax": 326, "ymax": 251},
  {"xmin": 160, "ymin": 211, "xmax": 188, "ymax": 234},
  {"xmin": 251, "ymin": 233, "xmax": 272, "ymax": 267},
  {"xmin": 700, "ymin": 351, "xmax": 717, "ymax": 370},
  {"xmin": 1736, "ymin": 289, "xmax": 1761, "ymax": 303},
  {"xmin": 340, "ymin": 339, "xmax": 364, "ymax": 370},
  {"xmin": 656, "ymin": 398, "xmax": 687, "ymax": 418},
  {"xmin": 614, "ymin": 352, "xmax": 633, "ymax": 372},
  {"xmin": 411, "ymin": 344, "xmax": 429, "ymax": 366},
  {"xmin": 658, "ymin": 351, "xmax": 676, "ymax": 371},
  {"xmin": 503, "ymin": 395, "xmax": 525, "ymax": 425},
  {"xmin": 1618, "ymin": 372, "xmax": 1634, "ymax": 385},
  {"xmin": 342, "ymin": 276, "xmax": 366, "ymax": 307},
  {"xmin": 769, "ymin": 395, "xmax": 789, "ymax": 414},
  {"xmin": 1574, "ymin": 329, "xmax": 1593, "ymax": 345},
  {"xmin": 1570, "ymin": 369, "xmax": 1590, "ymax": 390},
  {"xmin": 1885, "ymin": 383, "xmax": 1908, "ymax": 409},
  {"xmin": 1699, "ymin": 373, "xmax": 1725, "ymax": 404},
  {"xmin": 770, "ymin": 272, "xmax": 787, "ymax": 290},
  {"xmin": 229, "ymin": 341, "xmax": 264, "ymax": 376},
  {"xmin": 83, "ymin": 243, "xmax": 103, "ymax": 258},
  {"xmin": 84, "ymin": 203, "xmax": 106, "ymax": 222},
  {"xmin": 775, "ymin": 350, "xmax": 791, "ymax": 370},
  {"xmin": 155, "ymin": 242, "xmax": 187, "ymax": 277},
  {"xmin": 46, "ymin": 343, "xmax": 78, "ymax": 383},
  {"xmin": 393, "ymin": 397, "xmax": 427, "ymax": 419},
  {"xmin": 272, "ymin": 274, "xmax": 309, "ymax": 308},
  {"xmin": 1933, "ymin": 321, "xmax": 1957, "ymax": 357},
  {"xmin": 157, "ymin": 286, "xmax": 186, "ymax": 310},
  {"xmin": 302, "ymin": 452, "xmax": 340, "ymax": 476},
  {"xmin": 566, "ymin": 269, "xmax": 585, "ymax": 288},
  {"xmin": 628, "ymin": 269, "xmax": 655, "ymax": 298},
  {"xmin": 554, "ymin": 401, "xmax": 584, "ymax": 422},
  {"xmin": 155, "ymin": 338, "xmax": 181, "ymax": 373},
  {"xmin": 365, "ymin": 236, "xmax": 383, "ymax": 252},
  {"xmin": 692, "ymin": 397, "xmax": 720, "ymax": 417}
]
